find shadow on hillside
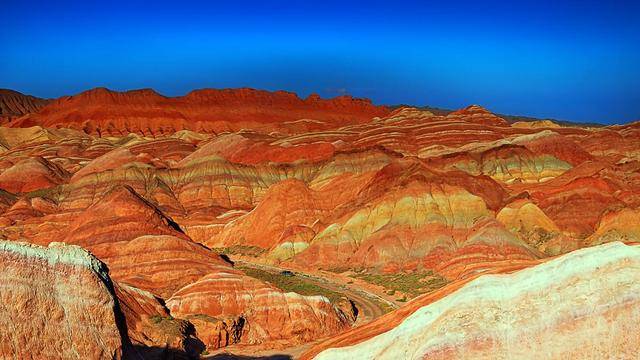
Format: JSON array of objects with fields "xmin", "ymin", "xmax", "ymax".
[
  {"xmin": 127, "ymin": 342, "xmax": 205, "ymax": 360},
  {"xmin": 125, "ymin": 344, "xmax": 292, "ymax": 360}
]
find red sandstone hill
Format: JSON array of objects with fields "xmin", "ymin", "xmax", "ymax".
[
  {"xmin": 9, "ymin": 87, "xmax": 390, "ymax": 135},
  {"xmin": 0, "ymin": 89, "xmax": 49, "ymax": 123}
]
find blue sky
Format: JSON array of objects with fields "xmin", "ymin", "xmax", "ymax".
[{"xmin": 1, "ymin": 0, "xmax": 639, "ymax": 124}]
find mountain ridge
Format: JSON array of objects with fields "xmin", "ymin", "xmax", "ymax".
[
  {"xmin": 2, "ymin": 87, "xmax": 634, "ymax": 129},
  {"xmin": 0, "ymin": 89, "xmax": 50, "ymax": 123}
]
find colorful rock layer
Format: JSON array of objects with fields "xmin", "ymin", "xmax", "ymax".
[
  {"xmin": 1, "ymin": 87, "xmax": 639, "ymax": 357},
  {"xmin": 307, "ymin": 242, "xmax": 640, "ymax": 359}
]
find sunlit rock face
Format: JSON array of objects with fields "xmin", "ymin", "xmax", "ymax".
[
  {"xmin": 291, "ymin": 178, "xmax": 537, "ymax": 274},
  {"xmin": 0, "ymin": 241, "xmax": 207, "ymax": 359},
  {"xmin": 0, "ymin": 241, "xmax": 126, "ymax": 359},
  {"xmin": 1, "ymin": 182, "xmax": 349, "ymax": 352},
  {"xmin": 308, "ymin": 242, "xmax": 640, "ymax": 360},
  {"xmin": 53, "ymin": 184, "xmax": 350, "ymax": 349}
]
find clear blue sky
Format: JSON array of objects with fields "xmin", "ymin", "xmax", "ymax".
[{"xmin": 1, "ymin": 0, "xmax": 639, "ymax": 124}]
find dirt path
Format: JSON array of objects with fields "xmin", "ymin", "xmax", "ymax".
[{"xmin": 234, "ymin": 260, "xmax": 397, "ymax": 324}]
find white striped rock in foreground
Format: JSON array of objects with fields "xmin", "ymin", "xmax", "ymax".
[
  {"xmin": 0, "ymin": 241, "xmax": 125, "ymax": 359},
  {"xmin": 315, "ymin": 242, "xmax": 640, "ymax": 360}
]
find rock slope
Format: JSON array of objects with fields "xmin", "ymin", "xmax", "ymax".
[
  {"xmin": 0, "ymin": 241, "xmax": 126, "ymax": 359},
  {"xmin": 308, "ymin": 242, "xmax": 640, "ymax": 359},
  {"xmin": 0, "ymin": 89, "xmax": 49, "ymax": 123}
]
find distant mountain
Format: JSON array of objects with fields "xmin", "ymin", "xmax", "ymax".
[
  {"xmin": 0, "ymin": 87, "xmax": 618, "ymax": 131},
  {"xmin": 8, "ymin": 87, "xmax": 389, "ymax": 135},
  {"xmin": 0, "ymin": 89, "xmax": 50, "ymax": 123},
  {"xmin": 389, "ymin": 104, "xmax": 606, "ymax": 127}
]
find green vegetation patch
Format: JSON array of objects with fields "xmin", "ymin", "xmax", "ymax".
[
  {"xmin": 352, "ymin": 270, "xmax": 448, "ymax": 298},
  {"xmin": 23, "ymin": 185, "xmax": 63, "ymax": 201},
  {"xmin": 147, "ymin": 315, "xmax": 190, "ymax": 342},
  {"xmin": 149, "ymin": 314, "xmax": 174, "ymax": 324},
  {"xmin": 324, "ymin": 266, "xmax": 352, "ymax": 274},
  {"xmin": 237, "ymin": 266, "xmax": 343, "ymax": 303},
  {"xmin": 213, "ymin": 245, "xmax": 266, "ymax": 257}
]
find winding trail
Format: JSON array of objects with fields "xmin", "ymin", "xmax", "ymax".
[{"xmin": 233, "ymin": 260, "xmax": 398, "ymax": 324}]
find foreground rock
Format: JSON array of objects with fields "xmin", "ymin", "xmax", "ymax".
[
  {"xmin": 307, "ymin": 242, "xmax": 640, "ymax": 359},
  {"xmin": 32, "ymin": 184, "xmax": 352, "ymax": 351},
  {"xmin": 0, "ymin": 241, "xmax": 126, "ymax": 359},
  {"xmin": 0, "ymin": 240, "xmax": 208, "ymax": 359}
]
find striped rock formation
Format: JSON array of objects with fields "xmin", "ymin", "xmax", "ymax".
[
  {"xmin": 166, "ymin": 269, "xmax": 351, "ymax": 346},
  {"xmin": 15, "ymin": 183, "xmax": 352, "ymax": 350},
  {"xmin": 0, "ymin": 89, "xmax": 49, "ymax": 124},
  {"xmin": 0, "ymin": 156, "xmax": 69, "ymax": 193},
  {"xmin": 0, "ymin": 241, "xmax": 126, "ymax": 359},
  {"xmin": 9, "ymin": 87, "xmax": 389, "ymax": 136},
  {"xmin": 1, "ymin": 87, "xmax": 640, "ymax": 355},
  {"xmin": 0, "ymin": 240, "xmax": 208, "ymax": 359},
  {"xmin": 2, "ymin": 100, "xmax": 639, "ymax": 266},
  {"xmin": 307, "ymin": 242, "xmax": 640, "ymax": 359}
]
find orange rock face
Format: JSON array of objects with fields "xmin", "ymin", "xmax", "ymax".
[
  {"xmin": 2, "ymin": 87, "xmax": 640, "ymax": 356},
  {"xmin": 0, "ymin": 240, "xmax": 209, "ymax": 359},
  {"xmin": 9, "ymin": 87, "xmax": 390, "ymax": 135}
]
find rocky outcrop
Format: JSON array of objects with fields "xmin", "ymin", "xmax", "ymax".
[
  {"xmin": 586, "ymin": 207, "xmax": 640, "ymax": 245},
  {"xmin": 59, "ymin": 185, "xmax": 231, "ymax": 297},
  {"xmin": 447, "ymin": 104, "xmax": 510, "ymax": 127},
  {"xmin": 496, "ymin": 199, "xmax": 572, "ymax": 255},
  {"xmin": 62, "ymin": 185, "xmax": 190, "ymax": 245},
  {"xmin": 0, "ymin": 241, "xmax": 126, "ymax": 359},
  {"xmin": 287, "ymin": 162, "xmax": 537, "ymax": 275},
  {"xmin": 114, "ymin": 282, "xmax": 204, "ymax": 358},
  {"xmin": 307, "ymin": 242, "xmax": 640, "ymax": 359}
]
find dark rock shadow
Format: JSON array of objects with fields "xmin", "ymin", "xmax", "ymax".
[
  {"xmin": 205, "ymin": 354, "xmax": 292, "ymax": 360},
  {"xmin": 125, "ymin": 344, "xmax": 292, "ymax": 360},
  {"xmin": 219, "ymin": 253, "xmax": 234, "ymax": 265},
  {"xmin": 126, "ymin": 342, "xmax": 205, "ymax": 360}
]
